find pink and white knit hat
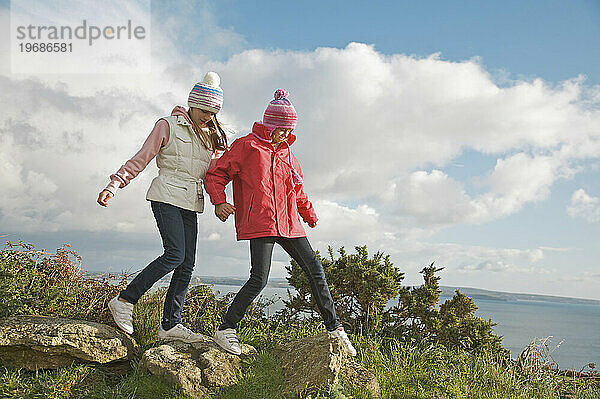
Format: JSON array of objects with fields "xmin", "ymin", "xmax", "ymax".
[
  {"xmin": 188, "ymin": 71, "xmax": 223, "ymax": 114},
  {"xmin": 262, "ymin": 89, "xmax": 298, "ymax": 131}
]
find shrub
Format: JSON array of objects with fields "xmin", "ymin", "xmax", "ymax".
[
  {"xmin": 385, "ymin": 263, "xmax": 506, "ymax": 355},
  {"xmin": 284, "ymin": 245, "xmax": 403, "ymax": 335},
  {"xmin": 386, "ymin": 263, "xmax": 444, "ymax": 341},
  {"xmin": 284, "ymin": 246, "xmax": 506, "ymax": 356},
  {"xmin": 0, "ymin": 241, "xmax": 127, "ymax": 324},
  {"xmin": 438, "ymin": 290, "xmax": 504, "ymax": 355}
]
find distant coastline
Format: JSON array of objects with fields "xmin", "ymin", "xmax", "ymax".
[
  {"xmin": 196, "ymin": 276, "xmax": 600, "ymax": 305},
  {"xmin": 87, "ymin": 272, "xmax": 600, "ymax": 306},
  {"xmin": 190, "ymin": 275, "xmax": 292, "ymax": 289},
  {"xmin": 437, "ymin": 286, "xmax": 600, "ymax": 306}
]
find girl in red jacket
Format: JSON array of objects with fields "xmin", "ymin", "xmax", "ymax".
[{"xmin": 205, "ymin": 89, "xmax": 356, "ymax": 356}]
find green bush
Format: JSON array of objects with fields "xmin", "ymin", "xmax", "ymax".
[
  {"xmin": 284, "ymin": 246, "xmax": 506, "ymax": 356},
  {"xmin": 284, "ymin": 245, "xmax": 403, "ymax": 335},
  {"xmin": 386, "ymin": 263, "xmax": 506, "ymax": 356},
  {"xmin": 0, "ymin": 241, "xmax": 127, "ymax": 324}
]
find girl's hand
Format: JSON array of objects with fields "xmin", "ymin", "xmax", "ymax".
[
  {"xmin": 308, "ymin": 221, "xmax": 317, "ymax": 228},
  {"xmin": 215, "ymin": 203, "xmax": 235, "ymax": 222},
  {"xmin": 97, "ymin": 190, "xmax": 113, "ymax": 207}
]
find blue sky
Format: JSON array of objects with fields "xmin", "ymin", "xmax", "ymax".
[
  {"xmin": 170, "ymin": 0, "xmax": 600, "ymax": 85},
  {"xmin": 1, "ymin": 0, "xmax": 600, "ymax": 299}
]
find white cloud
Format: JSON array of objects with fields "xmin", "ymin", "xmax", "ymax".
[
  {"xmin": 208, "ymin": 43, "xmax": 599, "ymax": 229},
  {"xmin": 458, "ymin": 260, "xmax": 549, "ymax": 274},
  {"xmin": 2, "ymin": 39, "xmax": 599, "ymax": 233},
  {"xmin": 0, "ymin": 1, "xmax": 244, "ymax": 233},
  {"xmin": 567, "ymin": 189, "xmax": 600, "ymax": 223},
  {"xmin": 415, "ymin": 242, "xmax": 545, "ymax": 272},
  {"xmin": 538, "ymin": 246, "xmax": 579, "ymax": 252},
  {"xmin": 395, "ymin": 170, "xmax": 475, "ymax": 226},
  {"xmin": 2, "ymin": 4, "xmax": 600, "ymax": 299},
  {"xmin": 469, "ymin": 151, "xmax": 567, "ymax": 222},
  {"xmin": 568, "ymin": 271, "xmax": 600, "ymax": 282},
  {"xmin": 392, "ymin": 151, "xmax": 569, "ymax": 227}
]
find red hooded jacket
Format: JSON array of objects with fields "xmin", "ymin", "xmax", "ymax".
[{"xmin": 205, "ymin": 122, "xmax": 318, "ymax": 240}]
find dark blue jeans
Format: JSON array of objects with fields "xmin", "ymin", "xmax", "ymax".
[
  {"xmin": 119, "ymin": 201, "xmax": 197, "ymax": 330},
  {"xmin": 219, "ymin": 236, "xmax": 342, "ymax": 331}
]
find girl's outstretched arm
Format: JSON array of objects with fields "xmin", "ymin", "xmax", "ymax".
[
  {"xmin": 103, "ymin": 119, "xmax": 170, "ymax": 196},
  {"xmin": 291, "ymin": 154, "xmax": 318, "ymax": 227}
]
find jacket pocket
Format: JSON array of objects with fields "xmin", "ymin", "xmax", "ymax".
[
  {"xmin": 174, "ymin": 131, "xmax": 193, "ymax": 161},
  {"xmin": 165, "ymin": 181, "xmax": 188, "ymax": 190},
  {"xmin": 175, "ymin": 130, "xmax": 193, "ymax": 143},
  {"xmin": 165, "ymin": 180, "xmax": 196, "ymax": 203}
]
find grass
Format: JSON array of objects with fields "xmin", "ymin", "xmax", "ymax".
[
  {"xmin": 0, "ymin": 361, "xmax": 190, "ymax": 399},
  {"xmin": 3, "ymin": 334, "xmax": 598, "ymax": 399},
  {"xmin": 212, "ymin": 350, "xmax": 286, "ymax": 399},
  {"xmin": 1, "ymin": 242, "xmax": 599, "ymax": 398}
]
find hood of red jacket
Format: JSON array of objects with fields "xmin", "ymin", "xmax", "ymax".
[{"xmin": 252, "ymin": 122, "xmax": 296, "ymax": 146}]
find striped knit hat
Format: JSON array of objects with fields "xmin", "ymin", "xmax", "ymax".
[
  {"xmin": 188, "ymin": 71, "xmax": 223, "ymax": 113},
  {"xmin": 263, "ymin": 89, "xmax": 298, "ymax": 132}
]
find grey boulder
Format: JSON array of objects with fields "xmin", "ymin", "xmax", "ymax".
[
  {"xmin": 0, "ymin": 315, "xmax": 135, "ymax": 370},
  {"xmin": 275, "ymin": 331, "xmax": 380, "ymax": 398},
  {"xmin": 139, "ymin": 336, "xmax": 257, "ymax": 399}
]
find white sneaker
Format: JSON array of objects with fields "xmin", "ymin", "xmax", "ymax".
[
  {"xmin": 329, "ymin": 326, "xmax": 357, "ymax": 357},
  {"xmin": 108, "ymin": 295, "xmax": 134, "ymax": 335},
  {"xmin": 158, "ymin": 324, "xmax": 206, "ymax": 343},
  {"xmin": 213, "ymin": 328, "xmax": 242, "ymax": 355}
]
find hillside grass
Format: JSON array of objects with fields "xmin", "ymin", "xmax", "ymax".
[
  {"xmin": 3, "ymin": 332, "xmax": 599, "ymax": 399},
  {"xmin": 1, "ymin": 242, "xmax": 599, "ymax": 398}
]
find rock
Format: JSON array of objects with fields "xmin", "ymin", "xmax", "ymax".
[
  {"xmin": 275, "ymin": 331, "xmax": 381, "ymax": 398},
  {"xmin": 0, "ymin": 315, "xmax": 135, "ymax": 370},
  {"xmin": 274, "ymin": 331, "xmax": 348, "ymax": 397},
  {"xmin": 139, "ymin": 344, "xmax": 208, "ymax": 399},
  {"xmin": 139, "ymin": 336, "xmax": 257, "ymax": 398},
  {"xmin": 341, "ymin": 359, "xmax": 381, "ymax": 398},
  {"xmin": 196, "ymin": 343, "xmax": 242, "ymax": 388}
]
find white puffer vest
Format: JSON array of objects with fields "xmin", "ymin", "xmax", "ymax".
[{"xmin": 146, "ymin": 115, "xmax": 213, "ymax": 213}]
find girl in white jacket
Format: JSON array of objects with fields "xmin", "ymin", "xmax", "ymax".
[{"xmin": 97, "ymin": 72, "xmax": 227, "ymax": 343}]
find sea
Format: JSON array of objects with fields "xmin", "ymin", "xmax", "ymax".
[{"xmin": 150, "ymin": 282, "xmax": 600, "ymax": 370}]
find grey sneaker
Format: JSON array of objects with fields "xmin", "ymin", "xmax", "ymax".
[
  {"xmin": 158, "ymin": 324, "xmax": 206, "ymax": 343},
  {"xmin": 329, "ymin": 326, "xmax": 357, "ymax": 356},
  {"xmin": 213, "ymin": 328, "xmax": 241, "ymax": 355},
  {"xmin": 108, "ymin": 295, "xmax": 133, "ymax": 335}
]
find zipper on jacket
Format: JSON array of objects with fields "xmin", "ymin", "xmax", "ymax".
[
  {"xmin": 247, "ymin": 194, "xmax": 254, "ymax": 224},
  {"xmin": 271, "ymin": 151, "xmax": 280, "ymax": 234}
]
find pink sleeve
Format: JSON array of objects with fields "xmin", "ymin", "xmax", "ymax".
[{"xmin": 104, "ymin": 119, "xmax": 170, "ymax": 195}]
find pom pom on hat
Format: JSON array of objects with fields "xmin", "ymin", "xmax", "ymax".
[
  {"xmin": 188, "ymin": 71, "xmax": 223, "ymax": 113},
  {"xmin": 202, "ymin": 71, "xmax": 221, "ymax": 87},
  {"xmin": 263, "ymin": 88, "xmax": 297, "ymax": 130},
  {"xmin": 274, "ymin": 89, "xmax": 288, "ymax": 100}
]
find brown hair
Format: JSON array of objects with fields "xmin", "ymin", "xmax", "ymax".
[
  {"xmin": 188, "ymin": 109, "xmax": 229, "ymax": 152},
  {"xmin": 207, "ymin": 116, "xmax": 228, "ymax": 151}
]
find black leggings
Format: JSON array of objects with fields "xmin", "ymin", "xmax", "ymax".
[{"xmin": 219, "ymin": 236, "xmax": 342, "ymax": 331}]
